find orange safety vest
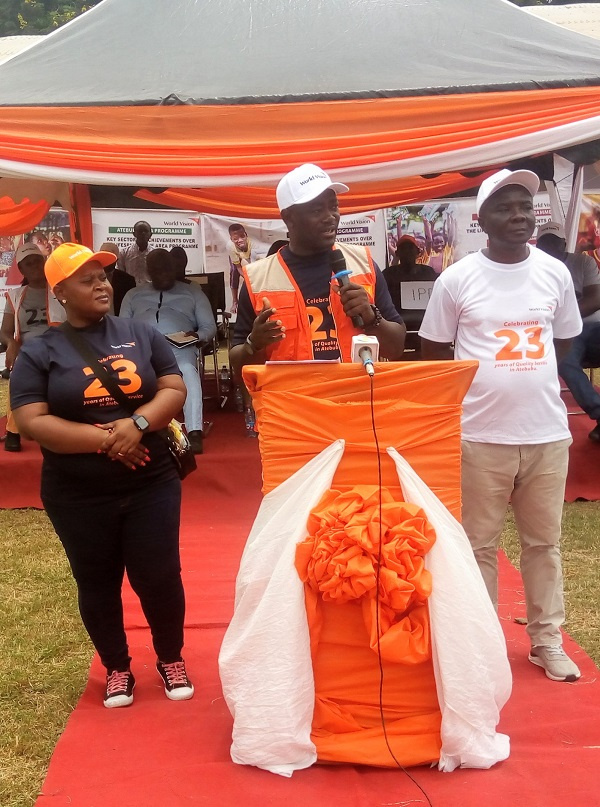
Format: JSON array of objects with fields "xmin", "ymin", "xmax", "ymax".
[{"xmin": 241, "ymin": 243, "xmax": 376, "ymax": 362}]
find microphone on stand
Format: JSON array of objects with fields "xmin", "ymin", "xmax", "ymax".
[
  {"xmin": 351, "ymin": 334, "xmax": 380, "ymax": 377},
  {"xmin": 330, "ymin": 249, "xmax": 364, "ymax": 329}
]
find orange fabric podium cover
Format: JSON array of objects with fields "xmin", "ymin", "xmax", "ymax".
[
  {"xmin": 243, "ymin": 360, "xmax": 477, "ymax": 519},
  {"xmin": 241, "ymin": 361, "xmax": 477, "ymax": 768}
]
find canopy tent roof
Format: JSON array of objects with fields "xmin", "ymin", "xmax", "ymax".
[
  {"xmin": 1, "ymin": 0, "xmax": 600, "ymax": 220},
  {"xmin": 0, "ymin": 35, "xmax": 44, "ymax": 66},
  {"xmin": 1, "ymin": 0, "xmax": 600, "ymax": 105},
  {"xmin": 527, "ymin": 3, "xmax": 600, "ymax": 41}
]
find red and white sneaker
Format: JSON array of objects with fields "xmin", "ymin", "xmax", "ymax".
[
  {"xmin": 103, "ymin": 669, "xmax": 135, "ymax": 708},
  {"xmin": 156, "ymin": 659, "xmax": 194, "ymax": 701}
]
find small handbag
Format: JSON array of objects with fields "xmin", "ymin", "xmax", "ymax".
[{"xmin": 60, "ymin": 323, "xmax": 197, "ymax": 480}]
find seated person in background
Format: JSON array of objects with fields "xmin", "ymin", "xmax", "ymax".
[
  {"xmin": 230, "ymin": 163, "xmax": 405, "ymax": 376},
  {"xmin": 383, "ymin": 235, "xmax": 438, "ymax": 358},
  {"xmin": 99, "ymin": 242, "xmax": 135, "ymax": 315},
  {"xmin": 536, "ymin": 221, "xmax": 600, "ymax": 442},
  {"xmin": 170, "ymin": 246, "xmax": 192, "ymax": 283},
  {"xmin": 266, "ymin": 239, "xmax": 289, "ymax": 257},
  {"xmin": 0, "ymin": 242, "xmax": 65, "ymax": 452},
  {"xmin": 119, "ymin": 249, "xmax": 216, "ymax": 454}
]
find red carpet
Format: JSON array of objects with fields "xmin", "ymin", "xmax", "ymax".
[
  {"xmin": 2, "ymin": 407, "xmax": 598, "ymax": 508},
  {"xmin": 1, "ymin": 411, "xmax": 599, "ymax": 805}
]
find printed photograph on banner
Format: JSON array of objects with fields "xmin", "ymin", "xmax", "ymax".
[
  {"xmin": 386, "ymin": 194, "xmax": 552, "ymax": 269},
  {"xmin": 23, "ymin": 209, "xmax": 71, "ymax": 259},
  {"xmin": 203, "ymin": 212, "xmax": 386, "ymax": 315},
  {"xmin": 577, "ymin": 193, "xmax": 600, "ymax": 270},
  {"xmin": 386, "ymin": 202, "xmax": 458, "ymax": 272},
  {"xmin": 203, "ymin": 215, "xmax": 287, "ymax": 314},
  {"xmin": 92, "ymin": 209, "xmax": 203, "ymax": 274},
  {"xmin": 0, "ymin": 234, "xmax": 19, "ymax": 289},
  {"xmin": 1, "ymin": 208, "xmax": 71, "ymax": 321}
]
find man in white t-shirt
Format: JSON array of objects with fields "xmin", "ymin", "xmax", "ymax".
[
  {"xmin": 420, "ymin": 169, "xmax": 583, "ymax": 683},
  {"xmin": 536, "ymin": 220, "xmax": 600, "ymax": 442}
]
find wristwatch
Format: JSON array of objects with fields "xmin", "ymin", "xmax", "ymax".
[
  {"xmin": 245, "ymin": 334, "xmax": 257, "ymax": 355},
  {"xmin": 131, "ymin": 414, "xmax": 150, "ymax": 433}
]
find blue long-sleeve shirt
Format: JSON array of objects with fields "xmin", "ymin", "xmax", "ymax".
[{"xmin": 119, "ymin": 281, "xmax": 216, "ymax": 345}]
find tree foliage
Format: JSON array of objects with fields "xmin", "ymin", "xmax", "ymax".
[
  {"xmin": 0, "ymin": 1, "xmax": 101, "ymax": 37},
  {"xmin": 1, "ymin": 0, "xmax": 598, "ymax": 38}
]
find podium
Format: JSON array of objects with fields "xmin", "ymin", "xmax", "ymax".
[
  {"xmin": 219, "ymin": 361, "xmax": 511, "ymax": 776},
  {"xmin": 245, "ymin": 360, "xmax": 478, "ymax": 517}
]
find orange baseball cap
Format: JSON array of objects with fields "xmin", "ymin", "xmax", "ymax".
[
  {"xmin": 397, "ymin": 234, "xmax": 422, "ymax": 251},
  {"xmin": 45, "ymin": 242, "xmax": 118, "ymax": 289}
]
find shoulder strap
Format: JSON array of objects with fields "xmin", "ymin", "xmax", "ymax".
[{"xmin": 59, "ymin": 322, "xmax": 135, "ymax": 413}]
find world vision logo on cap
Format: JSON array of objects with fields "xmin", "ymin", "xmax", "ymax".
[
  {"xmin": 68, "ymin": 248, "xmax": 88, "ymax": 262},
  {"xmin": 299, "ymin": 172, "xmax": 328, "ymax": 186}
]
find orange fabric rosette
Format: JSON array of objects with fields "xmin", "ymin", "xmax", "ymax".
[
  {"xmin": 295, "ymin": 485, "xmax": 442, "ymax": 767},
  {"xmin": 296, "ymin": 485, "xmax": 436, "ymax": 665}
]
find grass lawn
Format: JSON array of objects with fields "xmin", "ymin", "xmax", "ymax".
[{"xmin": 1, "ymin": 378, "xmax": 599, "ymax": 807}]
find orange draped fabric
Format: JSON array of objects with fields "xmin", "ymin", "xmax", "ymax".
[
  {"xmin": 243, "ymin": 361, "xmax": 477, "ymax": 518},
  {"xmin": 307, "ymin": 600, "xmax": 442, "ymax": 767},
  {"xmin": 135, "ymin": 171, "xmax": 495, "ymax": 217},
  {"xmin": 0, "ymin": 196, "xmax": 50, "ymax": 236},
  {"xmin": 243, "ymin": 362, "xmax": 476, "ymax": 767},
  {"xmin": 296, "ymin": 487, "xmax": 435, "ymax": 665},
  {"xmin": 296, "ymin": 486, "xmax": 441, "ymax": 767},
  {"xmin": 0, "ymin": 87, "xmax": 599, "ymax": 180}
]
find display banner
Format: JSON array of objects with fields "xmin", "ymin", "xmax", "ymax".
[
  {"xmin": 336, "ymin": 210, "xmax": 387, "ymax": 269},
  {"xmin": 204, "ymin": 210, "xmax": 386, "ymax": 314},
  {"xmin": 0, "ymin": 208, "xmax": 71, "ymax": 324},
  {"xmin": 203, "ymin": 215, "xmax": 286, "ymax": 313},
  {"xmin": 92, "ymin": 209, "xmax": 204, "ymax": 273},
  {"xmin": 385, "ymin": 193, "xmax": 552, "ymax": 269},
  {"xmin": 576, "ymin": 193, "xmax": 600, "ymax": 267},
  {"xmin": 0, "ymin": 190, "xmax": 562, "ymax": 350}
]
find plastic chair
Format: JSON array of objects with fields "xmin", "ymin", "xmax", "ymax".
[{"xmin": 188, "ymin": 272, "xmax": 230, "ymax": 407}]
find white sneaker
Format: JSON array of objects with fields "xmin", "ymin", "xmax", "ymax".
[{"xmin": 529, "ymin": 645, "xmax": 581, "ymax": 682}]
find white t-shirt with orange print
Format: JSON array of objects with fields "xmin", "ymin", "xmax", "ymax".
[{"xmin": 419, "ymin": 246, "xmax": 582, "ymax": 444}]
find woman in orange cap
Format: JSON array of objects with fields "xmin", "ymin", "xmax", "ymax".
[{"xmin": 9, "ymin": 242, "xmax": 195, "ymax": 709}]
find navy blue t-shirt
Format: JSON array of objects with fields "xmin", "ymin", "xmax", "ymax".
[
  {"xmin": 10, "ymin": 316, "xmax": 181, "ymax": 503},
  {"xmin": 232, "ymin": 246, "xmax": 403, "ymax": 360}
]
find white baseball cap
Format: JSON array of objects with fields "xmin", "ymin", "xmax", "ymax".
[
  {"xmin": 15, "ymin": 242, "xmax": 43, "ymax": 264},
  {"xmin": 476, "ymin": 169, "xmax": 540, "ymax": 215},
  {"xmin": 276, "ymin": 163, "xmax": 349, "ymax": 212},
  {"xmin": 536, "ymin": 220, "xmax": 565, "ymax": 240}
]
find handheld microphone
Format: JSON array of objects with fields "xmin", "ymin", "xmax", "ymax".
[
  {"xmin": 330, "ymin": 249, "xmax": 364, "ymax": 329},
  {"xmin": 351, "ymin": 334, "xmax": 379, "ymax": 377}
]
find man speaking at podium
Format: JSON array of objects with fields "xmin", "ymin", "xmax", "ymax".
[{"xmin": 230, "ymin": 164, "xmax": 405, "ymax": 374}]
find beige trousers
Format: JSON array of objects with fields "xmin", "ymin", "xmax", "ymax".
[{"xmin": 461, "ymin": 439, "xmax": 571, "ymax": 647}]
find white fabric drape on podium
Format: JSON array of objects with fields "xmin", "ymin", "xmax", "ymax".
[{"xmin": 219, "ymin": 442, "xmax": 511, "ymax": 776}]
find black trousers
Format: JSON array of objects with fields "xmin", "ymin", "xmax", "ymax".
[{"xmin": 44, "ymin": 477, "xmax": 185, "ymax": 672}]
